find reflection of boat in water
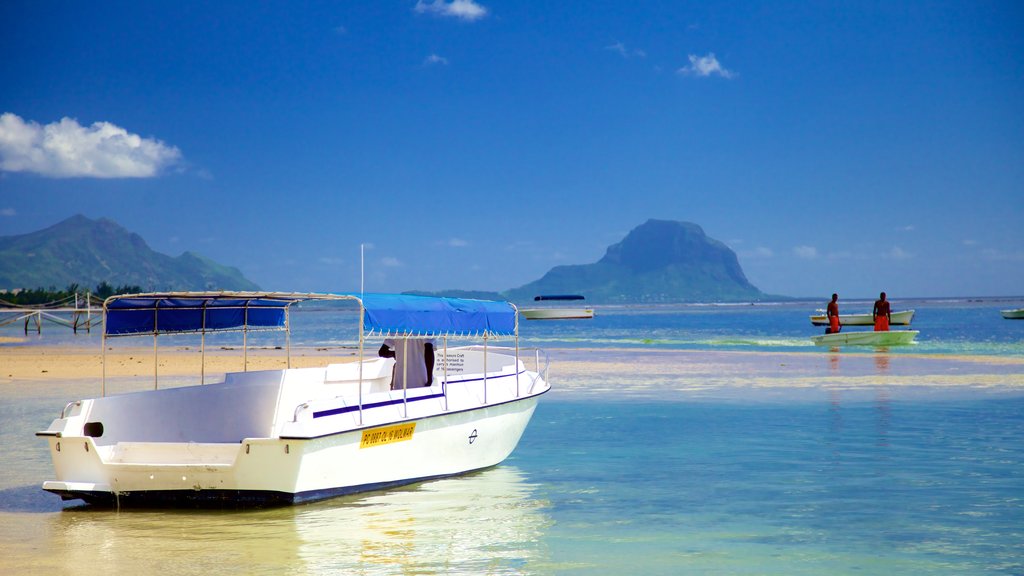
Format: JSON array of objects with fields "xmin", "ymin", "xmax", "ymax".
[
  {"xmin": 811, "ymin": 330, "xmax": 919, "ymax": 347},
  {"xmin": 1001, "ymin": 308, "xmax": 1024, "ymax": 319},
  {"xmin": 520, "ymin": 294, "xmax": 594, "ymax": 320},
  {"xmin": 293, "ymin": 466, "xmax": 550, "ymax": 572},
  {"xmin": 44, "ymin": 466, "xmax": 550, "ymax": 573},
  {"xmin": 810, "ymin": 309, "xmax": 914, "ymax": 326},
  {"xmin": 37, "ymin": 292, "xmax": 550, "ymax": 507}
]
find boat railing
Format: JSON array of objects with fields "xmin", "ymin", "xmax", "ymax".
[{"xmin": 60, "ymin": 400, "xmax": 82, "ymax": 419}]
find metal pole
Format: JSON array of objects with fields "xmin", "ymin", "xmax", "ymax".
[
  {"xmin": 201, "ymin": 301, "xmax": 207, "ymax": 385},
  {"xmin": 483, "ymin": 332, "xmax": 488, "ymax": 405},
  {"xmin": 101, "ymin": 302, "xmax": 108, "ymax": 398},
  {"xmin": 285, "ymin": 306, "xmax": 291, "ymax": 369},
  {"xmin": 357, "ymin": 299, "xmax": 364, "ymax": 426},
  {"xmin": 402, "ymin": 338, "xmax": 408, "ymax": 418},
  {"xmin": 243, "ymin": 301, "xmax": 249, "ymax": 372},
  {"xmin": 514, "ymin": 305, "xmax": 520, "ymax": 398},
  {"xmin": 443, "ymin": 335, "xmax": 448, "ymax": 412},
  {"xmin": 153, "ymin": 301, "xmax": 159, "ymax": 390}
]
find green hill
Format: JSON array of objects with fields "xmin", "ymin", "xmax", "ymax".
[
  {"xmin": 505, "ymin": 219, "xmax": 767, "ymax": 303},
  {"xmin": 0, "ymin": 214, "xmax": 259, "ymax": 291}
]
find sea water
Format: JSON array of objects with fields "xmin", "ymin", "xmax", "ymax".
[
  {"xmin": 1, "ymin": 298, "xmax": 1023, "ymax": 574},
  {"xmin": 5, "ymin": 297, "xmax": 1024, "ymax": 357}
]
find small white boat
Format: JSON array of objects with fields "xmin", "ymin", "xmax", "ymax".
[
  {"xmin": 1001, "ymin": 308, "xmax": 1024, "ymax": 319},
  {"xmin": 811, "ymin": 330, "xmax": 919, "ymax": 347},
  {"xmin": 520, "ymin": 307, "xmax": 594, "ymax": 320},
  {"xmin": 810, "ymin": 309, "xmax": 914, "ymax": 326},
  {"xmin": 37, "ymin": 292, "xmax": 550, "ymax": 507},
  {"xmin": 521, "ymin": 294, "xmax": 594, "ymax": 320}
]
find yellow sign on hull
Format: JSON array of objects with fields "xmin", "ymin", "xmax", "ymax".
[{"xmin": 360, "ymin": 422, "xmax": 416, "ymax": 448}]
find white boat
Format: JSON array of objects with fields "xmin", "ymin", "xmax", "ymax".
[
  {"xmin": 37, "ymin": 292, "xmax": 550, "ymax": 507},
  {"xmin": 521, "ymin": 294, "xmax": 594, "ymax": 320},
  {"xmin": 811, "ymin": 330, "xmax": 919, "ymax": 347},
  {"xmin": 520, "ymin": 307, "xmax": 594, "ymax": 320},
  {"xmin": 1001, "ymin": 308, "xmax": 1024, "ymax": 319},
  {"xmin": 810, "ymin": 309, "xmax": 915, "ymax": 326}
]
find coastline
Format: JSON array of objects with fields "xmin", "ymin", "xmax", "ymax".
[{"xmin": 4, "ymin": 342, "xmax": 1024, "ymax": 397}]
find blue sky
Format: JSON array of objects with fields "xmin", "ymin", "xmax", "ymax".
[{"xmin": 1, "ymin": 1, "xmax": 1022, "ymax": 299}]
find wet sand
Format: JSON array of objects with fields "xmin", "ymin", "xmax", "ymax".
[
  {"xmin": 4, "ymin": 343, "xmax": 1024, "ymax": 401},
  {"xmin": 0, "ymin": 344, "xmax": 359, "ymax": 383}
]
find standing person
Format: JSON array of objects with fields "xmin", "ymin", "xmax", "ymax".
[
  {"xmin": 826, "ymin": 293, "xmax": 841, "ymax": 334},
  {"xmin": 378, "ymin": 337, "xmax": 436, "ymax": 389},
  {"xmin": 872, "ymin": 292, "xmax": 891, "ymax": 332}
]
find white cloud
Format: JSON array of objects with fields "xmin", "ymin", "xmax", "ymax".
[
  {"xmin": 414, "ymin": 0, "xmax": 487, "ymax": 21},
  {"xmin": 885, "ymin": 246, "xmax": 912, "ymax": 260},
  {"xmin": 794, "ymin": 245, "xmax": 818, "ymax": 259},
  {"xmin": 963, "ymin": 239, "xmax": 978, "ymax": 246},
  {"xmin": 606, "ymin": 41, "xmax": 646, "ymax": 59},
  {"xmin": 0, "ymin": 207, "xmax": 14, "ymax": 217},
  {"xmin": 440, "ymin": 237, "xmax": 468, "ymax": 247},
  {"xmin": 0, "ymin": 112, "xmax": 182, "ymax": 178},
  {"xmin": 677, "ymin": 53, "xmax": 735, "ymax": 78},
  {"xmin": 424, "ymin": 53, "xmax": 449, "ymax": 66},
  {"xmin": 381, "ymin": 256, "xmax": 403, "ymax": 267}
]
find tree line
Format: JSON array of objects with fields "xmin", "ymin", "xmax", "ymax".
[{"xmin": 0, "ymin": 282, "xmax": 144, "ymax": 307}]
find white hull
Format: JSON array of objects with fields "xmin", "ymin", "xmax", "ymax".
[
  {"xmin": 811, "ymin": 330, "xmax": 919, "ymax": 347},
  {"xmin": 810, "ymin": 309, "xmax": 914, "ymax": 326},
  {"xmin": 39, "ymin": 349, "xmax": 549, "ymax": 506},
  {"xmin": 520, "ymin": 307, "xmax": 594, "ymax": 320},
  {"xmin": 1001, "ymin": 308, "xmax": 1024, "ymax": 319}
]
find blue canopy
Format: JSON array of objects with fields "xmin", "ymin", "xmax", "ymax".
[
  {"xmin": 103, "ymin": 292, "xmax": 516, "ymax": 338},
  {"xmin": 357, "ymin": 293, "xmax": 516, "ymax": 337}
]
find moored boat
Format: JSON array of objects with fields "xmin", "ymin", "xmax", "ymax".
[
  {"xmin": 810, "ymin": 309, "xmax": 914, "ymax": 326},
  {"xmin": 37, "ymin": 292, "xmax": 550, "ymax": 507},
  {"xmin": 811, "ymin": 330, "xmax": 919, "ymax": 347},
  {"xmin": 520, "ymin": 294, "xmax": 594, "ymax": 320},
  {"xmin": 1001, "ymin": 308, "xmax": 1024, "ymax": 320},
  {"xmin": 520, "ymin": 307, "xmax": 594, "ymax": 320}
]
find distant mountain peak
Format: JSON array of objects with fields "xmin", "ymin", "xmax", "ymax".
[
  {"xmin": 0, "ymin": 215, "xmax": 259, "ymax": 291},
  {"xmin": 506, "ymin": 219, "xmax": 764, "ymax": 303}
]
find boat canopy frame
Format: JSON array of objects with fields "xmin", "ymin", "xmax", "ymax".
[{"xmin": 100, "ymin": 292, "xmax": 523, "ymax": 413}]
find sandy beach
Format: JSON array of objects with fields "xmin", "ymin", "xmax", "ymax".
[
  {"xmin": 0, "ymin": 344, "xmax": 359, "ymax": 383},
  {"xmin": 4, "ymin": 342, "xmax": 1024, "ymax": 399}
]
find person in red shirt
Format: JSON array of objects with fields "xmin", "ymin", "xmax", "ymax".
[
  {"xmin": 826, "ymin": 293, "xmax": 841, "ymax": 334},
  {"xmin": 873, "ymin": 292, "xmax": 891, "ymax": 332}
]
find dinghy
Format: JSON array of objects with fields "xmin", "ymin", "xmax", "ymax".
[
  {"xmin": 37, "ymin": 292, "xmax": 550, "ymax": 507},
  {"xmin": 810, "ymin": 309, "xmax": 915, "ymax": 326},
  {"xmin": 811, "ymin": 330, "xmax": 919, "ymax": 347}
]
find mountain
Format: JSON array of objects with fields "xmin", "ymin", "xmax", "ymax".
[
  {"xmin": 505, "ymin": 219, "xmax": 767, "ymax": 303},
  {"xmin": 0, "ymin": 214, "xmax": 260, "ymax": 291}
]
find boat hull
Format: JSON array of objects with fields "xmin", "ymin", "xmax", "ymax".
[
  {"xmin": 39, "ymin": 346, "xmax": 550, "ymax": 508},
  {"xmin": 811, "ymin": 330, "xmax": 919, "ymax": 347},
  {"xmin": 1001, "ymin": 308, "xmax": 1024, "ymax": 320},
  {"xmin": 41, "ymin": 394, "xmax": 542, "ymax": 508},
  {"xmin": 810, "ymin": 309, "xmax": 914, "ymax": 326},
  {"xmin": 520, "ymin": 307, "xmax": 594, "ymax": 320}
]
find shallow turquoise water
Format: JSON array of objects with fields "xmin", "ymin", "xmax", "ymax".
[{"xmin": 512, "ymin": 397, "xmax": 1024, "ymax": 574}]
